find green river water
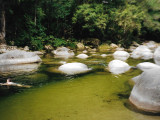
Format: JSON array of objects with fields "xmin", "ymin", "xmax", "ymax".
[{"xmin": 0, "ymin": 53, "xmax": 160, "ymax": 120}]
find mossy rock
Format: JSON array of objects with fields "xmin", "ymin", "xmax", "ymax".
[{"xmin": 98, "ymin": 44, "xmax": 110, "ymax": 53}]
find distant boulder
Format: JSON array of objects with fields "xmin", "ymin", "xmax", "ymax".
[
  {"xmin": 113, "ymin": 51, "xmax": 130, "ymax": 61},
  {"xmin": 76, "ymin": 54, "xmax": 89, "ymax": 59},
  {"xmin": 131, "ymin": 45, "xmax": 153, "ymax": 60},
  {"xmin": 76, "ymin": 43, "xmax": 85, "ymax": 51},
  {"xmin": 52, "ymin": 47, "xmax": 75, "ymax": 59},
  {"xmin": 58, "ymin": 62, "xmax": 91, "ymax": 75},
  {"xmin": 129, "ymin": 68, "xmax": 160, "ymax": 113},
  {"xmin": 108, "ymin": 60, "xmax": 131, "ymax": 74},
  {"xmin": 0, "ymin": 50, "xmax": 42, "ymax": 65}
]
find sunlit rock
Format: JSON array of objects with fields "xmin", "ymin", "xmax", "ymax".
[
  {"xmin": 82, "ymin": 50, "xmax": 88, "ymax": 53},
  {"xmin": 101, "ymin": 54, "xmax": 107, "ymax": 58},
  {"xmin": 113, "ymin": 51, "xmax": 130, "ymax": 61},
  {"xmin": 76, "ymin": 54, "xmax": 89, "ymax": 59},
  {"xmin": 136, "ymin": 62, "xmax": 160, "ymax": 72},
  {"xmin": 129, "ymin": 68, "xmax": 160, "ymax": 113},
  {"xmin": 154, "ymin": 47, "xmax": 160, "ymax": 65},
  {"xmin": 108, "ymin": 60, "xmax": 131, "ymax": 74},
  {"xmin": 52, "ymin": 47, "xmax": 74, "ymax": 59},
  {"xmin": 131, "ymin": 45, "xmax": 153, "ymax": 60},
  {"xmin": 0, "ymin": 50, "xmax": 42, "ymax": 65},
  {"xmin": 58, "ymin": 62, "xmax": 91, "ymax": 75}
]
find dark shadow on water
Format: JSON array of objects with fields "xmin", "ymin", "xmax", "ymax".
[{"xmin": 124, "ymin": 100, "xmax": 160, "ymax": 116}]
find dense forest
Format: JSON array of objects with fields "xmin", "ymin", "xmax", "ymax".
[{"xmin": 0, "ymin": 0, "xmax": 160, "ymax": 50}]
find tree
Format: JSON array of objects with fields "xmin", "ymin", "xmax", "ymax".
[
  {"xmin": 108, "ymin": 4, "xmax": 144, "ymax": 46},
  {"xmin": 72, "ymin": 4, "xmax": 108, "ymax": 39}
]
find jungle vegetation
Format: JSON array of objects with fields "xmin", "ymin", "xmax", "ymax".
[{"xmin": 0, "ymin": 0, "xmax": 160, "ymax": 50}]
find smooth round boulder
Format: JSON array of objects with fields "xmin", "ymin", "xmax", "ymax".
[
  {"xmin": 129, "ymin": 67, "xmax": 160, "ymax": 113},
  {"xmin": 154, "ymin": 47, "xmax": 160, "ymax": 65},
  {"xmin": 52, "ymin": 47, "xmax": 75, "ymax": 58},
  {"xmin": 131, "ymin": 45, "xmax": 153, "ymax": 60},
  {"xmin": 0, "ymin": 50, "xmax": 42, "ymax": 65},
  {"xmin": 58, "ymin": 62, "xmax": 91, "ymax": 75},
  {"xmin": 76, "ymin": 54, "xmax": 89, "ymax": 59},
  {"xmin": 136, "ymin": 62, "xmax": 160, "ymax": 72},
  {"xmin": 113, "ymin": 51, "xmax": 130, "ymax": 61},
  {"xmin": 108, "ymin": 60, "xmax": 131, "ymax": 74}
]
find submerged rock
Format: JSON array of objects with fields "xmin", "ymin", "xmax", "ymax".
[
  {"xmin": 129, "ymin": 68, "xmax": 160, "ymax": 113},
  {"xmin": 58, "ymin": 62, "xmax": 91, "ymax": 75},
  {"xmin": 108, "ymin": 60, "xmax": 131, "ymax": 74},
  {"xmin": 76, "ymin": 54, "xmax": 89, "ymax": 59},
  {"xmin": 131, "ymin": 45, "xmax": 153, "ymax": 60},
  {"xmin": 136, "ymin": 62, "xmax": 160, "ymax": 71},
  {"xmin": 113, "ymin": 51, "xmax": 130, "ymax": 61},
  {"xmin": 0, "ymin": 50, "xmax": 42, "ymax": 65},
  {"xmin": 154, "ymin": 47, "xmax": 160, "ymax": 65},
  {"xmin": 52, "ymin": 47, "xmax": 74, "ymax": 59}
]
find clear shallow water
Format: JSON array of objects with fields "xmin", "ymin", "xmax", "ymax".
[{"xmin": 0, "ymin": 54, "xmax": 159, "ymax": 120}]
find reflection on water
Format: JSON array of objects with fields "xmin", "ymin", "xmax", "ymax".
[
  {"xmin": 0, "ymin": 54, "xmax": 159, "ymax": 120},
  {"xmin": 0, "ymin": 63, "xmax": 41, "ymax": 74}
]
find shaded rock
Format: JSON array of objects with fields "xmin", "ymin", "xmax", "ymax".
[
  {"xmin": 44, "ymin": 45, "xmax": 54, "ymax": 52},
  {"xmin": 131, "ymin": 45, "xmax": 153, "ymax": 60},
  {"xmin": 154, "ymin": 47, "xmax": 160, "ymax": 65},
  {"xmin": 136, "ymin": 62, "xmax": 160, "ymax": 72},
  {"xmin": 108, "ymin": 60, "xmax": 131, "ymax": 74},
  {"xmin": 82, "ymin": 38, "xmax": 100, "ymax": 48},
  {"xmin": 113, "ymin": 51, "xmax": 130, "ymax": 61},
  {"xmin": 76, "ymin": 43, "xmax": 85, "ymax": 51},
  {"xmin": 52, "ymin": 47, "xmax": 74, "ymax": 59},
  {"xmin": 58, "ymin": 62, "xmax": 91, "ymax": 75},
  {"xmin": 129, "ymin": 68, "xmax": 160, "ymax": 113},
  {"xmin": 76, "ymin": 54, "xmax": 89, "ymax": 59},
  {"xmin": 0, "ymin": 50, "xmax": 42, "ymax": 65}
]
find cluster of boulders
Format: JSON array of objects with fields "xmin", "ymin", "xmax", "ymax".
[{"xmin": 1, "ymin": 40, "xmax": 160, "ymax": 113}]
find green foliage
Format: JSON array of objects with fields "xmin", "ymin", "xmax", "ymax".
[
  {"xmin": 72, "ymin": 4, "xmax": 108, "ymax": 33},
  {"xmin": 107, "ymin": 4, "xmax": 145, "ymax": 46}
]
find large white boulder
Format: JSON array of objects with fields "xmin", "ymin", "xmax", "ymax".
[
  {"xmin": 113, "ymin": 51, "xmax": 130, "ymax": 61},
  {"xmin": 154, "ymin": 47, "xmax": 160, "ymax": 65},
  {"xmin": 58, "ymin": 62, "xmax": 91, "ymax": 75},
  {"xmin": 108, "ymin": 60, "xmax": 131, "ymax": 74},
  {"xmin": 76, "ymin": 54, "xmax": 89, "ymax": 59},
  {"xmin": 0, "ymin": 50, "xmax": 42, "ymax": 65},
  {"xmin": 52, "ymin": 47, "xmax": 75, "ymax": 58},
  {"xmin": 129, "ymin": 68, "xmax": 160, "ymax": 113},
  {"xmin": 131, "ymin": 45, "xmax": 153, "ymax": 60},
  {"xmin": 136, "ymin": 62, "xmax": 160, "ymax": 72}
]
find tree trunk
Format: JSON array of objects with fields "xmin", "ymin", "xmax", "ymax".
[{"xmin": 0, "ymin": 4, "xmax": 6, "ymax": 45}]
